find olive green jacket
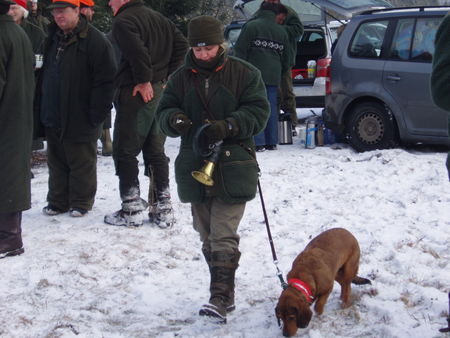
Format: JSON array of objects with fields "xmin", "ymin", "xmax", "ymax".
[
  {"xmin": 234, "ymin": 10, "xmax": 289, "ymax": 86},
  {"xmin": 252, "ymin": 6, "xmax": 304, "ymax": 67},
  {"xmin": 0, "ymin": 15, "xmax": 35, "ymax": 212},
  {"xmin": 156, "ymin": 51, "xmax": 270, "ymax": 204}
]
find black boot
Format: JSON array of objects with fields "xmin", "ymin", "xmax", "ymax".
[
  {"xmin": 0, "ymin": 212, "xmax": 24, "ymax": 259},
  {"xmin": 199, "ymin": 250, "xmax": 240, "ymax": 323}
]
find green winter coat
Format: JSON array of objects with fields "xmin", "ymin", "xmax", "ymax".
[
  {"xmin": 156, "ymin": 51, "xmax": 270, "ymax": 204},
  {"xmin": 234, "ymin": 9, "xmax": 289, "ymax": 86},
  {"xmin": 0, "ymin": 15, "xmax": 35, "ymax": 213},
  {"xmin": 431, "ymin": 12, "xmax": 450, "ymax": 178},
  {"xmin": 35, "ymin": 17, "xmax": 116, "ymax": 142},
  {"xmin": 252, "ymin": 6, "xmax": 304, "ymax": 67},
  {"xmin": 112, "ymin": 0, "xmax": 188, "ymax": 88}
]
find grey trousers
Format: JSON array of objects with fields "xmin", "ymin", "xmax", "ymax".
[{"xmin": 191, "ymin": 197, "xmax": 246, "ymax": 253}]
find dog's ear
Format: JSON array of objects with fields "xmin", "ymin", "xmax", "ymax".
[
  {"xmin": 274, "ymin": 306, "xmax": 281, "ymax": 327},
  {"xmin": 296, "ymin": 304, "xmax": 313, "ymax": 329}
]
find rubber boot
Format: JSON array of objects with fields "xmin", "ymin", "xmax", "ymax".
[
  {"xmin": 199, "ymin": 250, "xmax": 240, "ymax": 323},
  {"xmin": 0, "ymin": 212, "xmax": 24, "ymax": 259},
  {"xmin": 100, "ymin": 129, "xmax": 113, "ymax": 156},
  {"xmin": 202, "ymin": 247, "xmax": 240, "ymax": 313}
]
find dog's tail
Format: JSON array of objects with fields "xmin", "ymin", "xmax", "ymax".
[{"xmin": 352, "ymin": 276, "xmax": 371, "ymax": 285}]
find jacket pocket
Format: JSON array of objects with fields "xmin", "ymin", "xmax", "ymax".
[
  {"xmin": 175, "ymin": 150, "xmax": 205, "ymax": 203},
  {"xmin": 218, "ymin": 144, "xmax": 258, "ymax": 203}
]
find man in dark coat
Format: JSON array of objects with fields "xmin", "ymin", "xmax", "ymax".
[
  {"xmin": 0, "ymin": 0, "xmax": 34, "ymax": 258},
  {"xmin": 28, "ymin": 0, "xmax": 50, "ymax": 34},
  {"xmin": 104, "ymin": 0, "xmax": 188, "ymax": 227},
  {"xmin": 35, "ymin": 0, "xmax": 116, "ymax": 217},
  {"xmin": 431, "ymin": 12, "xmax": 450, "ymax": 181}
]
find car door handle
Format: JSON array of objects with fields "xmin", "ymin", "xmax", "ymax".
[{"xmin": 386, "ymin": 74, "xmax": 401, "ymax": 81}]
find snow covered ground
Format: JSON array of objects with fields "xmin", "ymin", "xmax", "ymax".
[{"xmin": 1, "ymin": 128, "xmax": 449, "ymax": 338}]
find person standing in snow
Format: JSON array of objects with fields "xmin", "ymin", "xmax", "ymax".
[
  {"xmin": 234, "ymin": 2, "xmax": 289, "ymax": 152},
  {"xmin": 35, "ymin": 0, "xmax": 116, "ymax": 217},
  {"xmin": 261, "ymin": 0, "xmax": 303, "ymax": 134},
  {"xmin": 431, "ymin": 12, "xmax": 450, "ymax": 181},
  {"xmin": 0, "ymin": 0, "xmax": 34, "ymax": 258},
  {"xmin": 156, "ymin": 16, "xmax": 269, "ymax": 323},
  {"xmin": 104, "ymin": 0, "xmax": 188, "ymax": 228}
]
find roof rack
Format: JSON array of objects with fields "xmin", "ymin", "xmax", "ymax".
[{"xmin": 360, "ymin": 5, "xmax": 450, "ymax": 15}]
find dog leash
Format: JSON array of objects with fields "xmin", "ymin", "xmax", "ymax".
[{"xmin": 257, "ymin": 179, "xmax": 288, "ymax": 290}]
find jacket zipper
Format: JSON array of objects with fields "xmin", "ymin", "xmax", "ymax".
[{"xmin": 205, "ymin": 78, "xmax": 209, "ymax": 97}]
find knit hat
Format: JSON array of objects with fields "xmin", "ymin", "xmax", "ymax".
[
  {"xmin": 188, "ymin": 15, "xmax": 224, "ymax": 47},
  {"xmin": 14, "ymin": 0, "xmax": 27, "ymax": 9},
  {"xmin": 79, "ymin": 0, "xmax": 93, "ymax": 7},
  {"xmin": 47, "ymin": 0, "xmax": 79, "ymax": 9}
]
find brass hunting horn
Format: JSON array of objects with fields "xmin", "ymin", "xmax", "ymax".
[{"xmin": 191, "ymin": 124, "xmax": 222, "ymax": 186}]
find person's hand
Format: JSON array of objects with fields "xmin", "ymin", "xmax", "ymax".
[
  {"xmin": 204, "ymin": 120, "xmax": 233, "ymax": 144},
  {"xmin": 133, "ymin": 82, "xmax": 153, "ymax": 103},
  {"xmin": 170, "ymin": 112, "xmax": 192, "ymax": 135}
]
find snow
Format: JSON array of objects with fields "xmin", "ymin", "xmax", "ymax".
[{"xmin": 1, "ymin": 126, "xmax": 449, "ymax": 338}]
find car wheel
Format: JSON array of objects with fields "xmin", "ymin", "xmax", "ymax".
[{"xmin": 346, "ymin": 102, "xmax": 397, "ymax": 152}]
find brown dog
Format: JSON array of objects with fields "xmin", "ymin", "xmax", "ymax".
[{"xmin": 275, "ymin": 228, "xmax": 371, "ymax": 337}]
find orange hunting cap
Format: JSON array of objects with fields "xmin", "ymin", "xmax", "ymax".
[
  {"xmin": 47, "ymin": 0, "xmax": 79, "ymax": 9},
  {"xmin": 79, "ymin": 0, "xmax": 94, "ymax": 7}
]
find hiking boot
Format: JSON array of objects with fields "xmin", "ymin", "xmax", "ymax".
[
  {"xmin": 104, "ymin": 209, "xmax": 144, "ymax": 227},
  {"xmin": 199, "ymin": 250, "xmax": 241, "ymax": 323},
  {"xmin": 149, "ymin": 188, "xmax": 174, "ymax": 228},
  {"xmin": 202, "ymin": 248, "xmax": 237, "ymax": 313},
  {"xmin": 69, "ymin": 208, "xmax": 88, "ymax": 217},
  {"xmin": 256, "ymin": 146, "xmax": 265, "ymax": 152},
  {"xmin": 42, "ymin": 205, "xmax": 66, "ymax": 216},
  {"xmin": 265, "ymin": 144, "xmax": 277, "ymax": 151},
  {"xmin": 199, "ymin": 297, "xmax": 227, "ymax": 323},
  {"xmin": 0, "ymin": 247, "xmax": 24, "ymax": 259}
]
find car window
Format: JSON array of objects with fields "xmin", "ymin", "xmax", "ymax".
[
  {"xmin": 308, "ymin": 32, "xmax": 323, "ymax": 41},
  {"xmin": 349, "ymin": 20, "xmax": 388, "ymax": 58},
  {"xmin": 411, "ymin": 17, "xmax": 441, "ymax": 62},
  {"xmin": 227, "ymin": 28, "xmax": 242, "ymax": 47},
  {"xmin": 390, "ymin": 18, "xmax": 414, "ymax": 60}
]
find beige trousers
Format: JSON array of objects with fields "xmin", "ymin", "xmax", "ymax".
[{"xmin": 191, "ymin": 197, "xmax": 246, "ymax": 253}]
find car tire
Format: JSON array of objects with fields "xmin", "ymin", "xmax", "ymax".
[{"xmin": 346, "ymin": 102, "xmax": 397, "ymax": 152}]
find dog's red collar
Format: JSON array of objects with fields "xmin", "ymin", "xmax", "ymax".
[{"xmin": 288, "ymin": 278, "xmax": 314, "ymax": 303}]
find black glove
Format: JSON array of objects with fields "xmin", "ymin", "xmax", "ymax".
[
  {"xmin": 204, "ymin": 119, "xmax": 235, "ymax": 144},
  {"xmin": 170, "ymin": 112, "xmax": 192, "ymax": 135}
]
